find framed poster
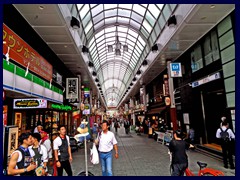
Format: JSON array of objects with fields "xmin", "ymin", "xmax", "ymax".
[
  {"xmin": 15, "ymin": 113, "xmax": 22, "ymax": 129},
  {"xmin": 8, "ymin": 126, "xmax": 19, "ymax": 157}
]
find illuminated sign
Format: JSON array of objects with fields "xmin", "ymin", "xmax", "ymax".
[
  {"xmin": 51, "ymin": 104, "xmax": 72, "ymax": 111},
  {"xmin": 13, "ymin": 99, "xmax": 47, "ymax": 109},
  {"xmin": 170, "ymin": 63, "xmax": 182, "ymax": 77}
]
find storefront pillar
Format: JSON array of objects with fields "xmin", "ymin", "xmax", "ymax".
[{"xmin": 167, "ymin": 61, "xmax": 178, "ymax": 131}]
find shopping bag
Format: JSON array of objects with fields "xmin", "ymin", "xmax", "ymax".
[{"xmin": 90, "ymin": 143, "xmax": 99, "ymax": 164}]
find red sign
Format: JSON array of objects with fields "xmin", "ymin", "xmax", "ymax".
[{"xmin": 3, "ymin": 24, "xmax": 52, "ymax": 81}]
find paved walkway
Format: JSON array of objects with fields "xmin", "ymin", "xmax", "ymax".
[{"xmin": 67, "ymin": 126, "xmax": 235, "ymax": 176}]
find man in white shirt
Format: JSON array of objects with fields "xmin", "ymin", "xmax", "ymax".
[
  {"xmin": 216, "ymin": 120, "xmax": 235, "ymax": 169},
  {"xmin": 53, "ymin": 125, "xmax": 73, "ymax": 176},
  {"xmin": 95, "ymin": 120, "xmax": 118, "ymax": 176}
]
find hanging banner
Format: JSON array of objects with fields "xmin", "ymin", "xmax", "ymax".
[
  {"xmin": 3, "ymin": 24, "xmax": 52, "ymax": 81},
  {"xmin": 66, "ymin": 78, "xmax": 79, "ymax": 99}
]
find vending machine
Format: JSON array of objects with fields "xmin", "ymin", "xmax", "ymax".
[{"xmin": 3, "ymin": 125, "xmax": 19, "ymax": 175}]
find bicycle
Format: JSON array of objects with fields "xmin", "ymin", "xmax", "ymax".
[{"xmin": 185, "ymin": 161, "xmax": 224, "ymax": 176}]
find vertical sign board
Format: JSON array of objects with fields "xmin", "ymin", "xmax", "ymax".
[
  {"xmin": 66, "ymin": 78, "xmax": 79, "ymax": 99},
  {"xmin": 170, "ymin": 63, "xmax": 182, "ymax": 77}
]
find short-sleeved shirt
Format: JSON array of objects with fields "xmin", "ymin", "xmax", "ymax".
[
  {"xmin": 97, "ymin": 131, "xmax": 117, "ymax": 152},
  {"xmin": 169, "ymin": 139, "xmax": 190, "ymax": 164},
  {"xmin": 216, "ymin": 126, "xmax": 235, "ymax": 139},
  {"xmin": 53, "ymin": 136, "xmax": 70, "ymax": 155}
]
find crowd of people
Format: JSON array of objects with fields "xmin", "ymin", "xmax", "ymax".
[{"xmin": 6, "ymin": 115, "xmax": 235, "ymax": 176}]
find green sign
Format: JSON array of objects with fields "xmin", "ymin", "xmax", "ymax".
[{"xmin": 51, "ymin": 104, "xmax": 72, "ymax": 111}]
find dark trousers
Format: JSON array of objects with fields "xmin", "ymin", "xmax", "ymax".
[
  {"xmin": 221, "ymin": 142, "xmax": 234, "ymax": 167},
  {"xmin": 57, "ymin": 160, "xmax": 73, "ymax": 176},
  {"xmin": 171, "ymin": 163, "xmax": 188, "ymax": 176}
]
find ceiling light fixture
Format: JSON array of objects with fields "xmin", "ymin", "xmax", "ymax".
[
  {"xmin": 108, "ymin": 34, "xmax": 128, "ymax": 56},
  {"xmin": 167, "ymin": 15, "xmax": 177, "ymax": 27},
  {"xmin": 70, "ymin": 16, "xmax": 80, "ymax": 29},
  {"xmin": 39, "ymin": 5, "xmax": 44, "ymax": 10}
]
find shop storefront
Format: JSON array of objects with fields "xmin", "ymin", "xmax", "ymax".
[{"xmin": 12, "ymin": 98, "xmax": 75, "ymax": 137}]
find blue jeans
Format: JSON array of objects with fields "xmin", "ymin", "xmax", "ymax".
[{"xmin": 99, "ymin": 151, "xmax": 113, "ymax": 176}]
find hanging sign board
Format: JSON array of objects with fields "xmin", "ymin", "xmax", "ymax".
[
  {"xmin": 170, "ymin": 63, "xmax": 182, "ymax": 77},
  {"xmin": 66, "ymin": 78, "xmax": 79, "ymax": 99}
]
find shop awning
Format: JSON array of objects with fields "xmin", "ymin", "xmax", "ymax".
[{"xmin": 147, "ymin": 107, "xmax": 166, "ymax": 115}]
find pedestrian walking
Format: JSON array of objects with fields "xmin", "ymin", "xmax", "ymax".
[
  {"xmin": 7, "ymin": 132, "xmax": 37, "ymax": 176},
  {"xmin": 216, "ymin": 120, "xmax": 235, "ymax": 169},
  {"xmin": 95, "ymin": 120, "xmax": 119, "ymax": 176},
  {"xmin": 169, "ymin": 129, "xmax": 194, "ymax": 176},
  {"xmin": 114, "ymin": 120, "xmax": 119, "ymax": 133},
  {"xmin": 124, "ymin": 119, "xmax": 130, "ymax": 134},
  {"xmin": 53, "ymin": 125, "xmax": 73, "ymax": 176}
]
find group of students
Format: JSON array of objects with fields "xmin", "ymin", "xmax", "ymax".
[{"xmin": 7, "ymin": 125, "xmax": 73, "ymax": 176}]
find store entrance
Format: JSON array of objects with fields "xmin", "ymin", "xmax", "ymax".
[{"xmin": 203, "ymin": 89, "xmax": 226, "ymax": 144}]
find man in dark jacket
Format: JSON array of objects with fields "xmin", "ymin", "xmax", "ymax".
[{"xmin": 169, "ymin": 130, "xmax": 194, "ymax": 176}]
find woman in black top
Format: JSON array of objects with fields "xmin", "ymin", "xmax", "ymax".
[{"xmin": 169, "ymin": 130, "xmax": 194, "ymax": 176}]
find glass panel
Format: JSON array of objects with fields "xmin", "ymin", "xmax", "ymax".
[
  {"xmin": 118, "ymin": 9, "xmax": 131, "ymax": 17},
  {"xmin": 80, "ymin": 4, "xmax": 89, "ymax": 20},
  {"xmin": 82, "ymin": 12, "xmax": 91, "ymax": 27},
  {"xmin": 118, "ymin": 17, "xmax": 130, "ymax": 24},
  {"xmin": 203, "ymin": 35, "xmax": 213, "ymax": 66},
  {"xmin": 143, "ymin": 19, "xmax": 153, "ymax": 33},
  {"xmin": 77, "ymin": 4, "xmax": 84, "ymax": 11},
  {"xmin": 219, "ymin": 30, "xmax": 234, "ymax": 50},
  {"xmin": 217, "ymin": 16, "xmax": 232, "ymax": 37},
  {"xmin": 156, "ymin": 4, "xmax": 164, "ymax": 10},
  {"xmin": 84, "ymin": 21, "xmax": 93, "ymax": 34},
  {"xmin": 148, "ymin": 4, "xmax": 160, "ymax": 19},
  {"xmin": 105, "ymin": 17, "xmax": 117, "ymax": 24},
  {"xmin": 191, "ymin": 45, "xmax": 203, "ymax": 73},
  {"xmin": 72, "ymin": 5, "xmax": 78, "ymax": 18},
  {"xmin": 211, "ymin": 30, "xmax": 220, "ymax": 61},
  {"xmin": 118, "ymin": 4, "xmax": 133, "ymax": 9},
  {"xmin": 226, "ymin": 92, "xmax": 235, "ymax": 108},
  {"xmin": 162, "ymin": 5, "xmax": 172, "ymax": 22},
  {"xmin": 105, "ymin": 9, "xmax": 118, "ymax": 18},
  {"xmin": 221, "ymin": 44, "xmax": 235, "ymax": 64},
  {"xmin": 169, "ymin": 4, "xmax": 177, "ymax": 11},
  {"xmin": 131, "ymin": 12, "xmax": 143, "ymax": 23},
  {"xmin": 130, "ymin": 20, "xmax": 141, "ymax": 30},
  {"xmin": 146, "ymin": 11, "xmax": 156, "ymax": 26},
  {"xmin": 223, "ymin": 60, "xmax": 235, "ymax": 78},
  {"xmin": 104, "ymin": 4, "xmax": 117, "ymax": 10},
  {"xmin": 92, "ymin": 4, "xmax": 103, "ymax": 17},
  {"xmin": 158, "ymin": 14, "xmax": 166, "ymax": 29},
  {"xmin": 93, "ymin": 12, "xmax": 104, "ymax": 24},
  {"xmin": 140, "ymin": 26, "xmax": 149, "ymax": 39},
  {"xmin": 133, "ymin": 4, "xmax": 146, "ymax": 16},
  {"xmin": 224, "ymin": 76, "xmax": 235, "ymax": 92},
  {"xmin": 95, "ymin": 20, "xmax": 105, "ymax": 30}
]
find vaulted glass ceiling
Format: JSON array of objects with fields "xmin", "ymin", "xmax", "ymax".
[{"xmin": 74, "ymin": 4, "xmax": 176, "ymax": 107}]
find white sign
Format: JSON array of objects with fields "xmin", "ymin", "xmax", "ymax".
[
  {"xmin": 170, "ymin": 63, "xmax": 182, "ymax": 77},
  {"xmin": 183, "ymin": 113, "xmax": 190, "ymax": 124},
  {"xmin": 66, "ymin": 78, "xmax": 79, "ymax": 99},
  {"xmin": 56, "ymin": 73, "xmax": 62, "ymax": 86},
  {"xmin": 192, "ymin": 72, "xmax": 220, "ymax": 88}
]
